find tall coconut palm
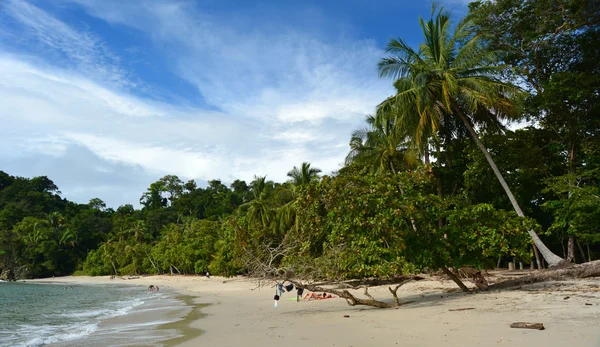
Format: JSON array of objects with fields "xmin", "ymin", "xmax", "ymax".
[
  {"xmin": 346, "ymin": 114, "xmax": 418, "ymax": 174},
  {"xmin": 378, "ymin": 7, "xmax": 564, "ymax": 266},
  {"xmin": 286, "ymin": 162, "xmax": 322, "ymax": 186}
]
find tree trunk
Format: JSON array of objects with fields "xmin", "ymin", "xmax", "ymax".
[
  {"xmin": 587, "ymin": 244, "xmax": 592, "ymax": 262},
  {"xmin": 389, "ymin": 162, "xmax": 417, "ymax": 232},
  {"xmin": 111, "ymin": 261, "xmax": 118, "ymax": 275},
  {"xmin": 286, "ymin": 276, "xmax": 421, "ymax": 308},
  {"xmin": 533, "ymin": 244, "xmax": 543, "ymax": 270},
  {"xmin": 567, "ymin": 235, "xmax": 576, "ymax": 263},
  {"xmin": 487, "ymin": 260, "xmax": 600, "ymax": 290},
  {"xmin": 576, "ymin": 239, "xmax": 586, "ymax": 263},
  {"xmin": 455, "ymin": 108, "xmax": 564, "ymax": 267},
  {"xmin": 441, "ymin": 266, "xmax": 469, "ymax": 292}
]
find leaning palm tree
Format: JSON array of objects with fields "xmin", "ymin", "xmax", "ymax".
[
  {"xmin": 287, "ymin": 162, "xmax": 322, "ymax": 186},
  {"xmin": 378, "ymin": 6, "xmax": 564, "ymax": 266}
]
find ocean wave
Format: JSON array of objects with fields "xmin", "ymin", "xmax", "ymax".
[
  {"xmin": 56, "ymin": 297, "xmax": 145, "ymax": 320},
  {"xmin": 3, "ymin": 285, "xmax": 178, "ymax": 347},
  {"xmin": 17, "ymin": 323, "xmax": 97, "ymax": 347}
]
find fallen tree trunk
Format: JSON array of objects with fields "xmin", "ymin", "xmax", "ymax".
[
  {"xmin": 488, "ymin": 260, "xmax": 600, "ymax": 291},
  {"xmin": 286, "ymin": 276, "xmax": 423, "ymax": 308},
  {"xmin": 441, "ymin": 266, "xmax": 469, "ymax": 292}
]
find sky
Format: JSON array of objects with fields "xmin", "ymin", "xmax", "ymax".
[{"xmin": 0, "ymin": 0, "xmax": 470, "ymax": 208}]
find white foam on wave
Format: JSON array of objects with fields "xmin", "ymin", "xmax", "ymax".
[
  {"xmin": 57, "ymin": 297, "xmax": 145, "ymax": 320},
  {"xmin": 18, "ymin": 297, "xmax": 147, "ymax": 346},
  {"xmin": 106, "ymin": 297, "xmax": 146, "ymax": 318},
  {"xmin": 18, "ymin": 323, "xmax": 97, "ymax": 347}
]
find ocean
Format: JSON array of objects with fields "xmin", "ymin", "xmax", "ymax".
[{"xmin": 0, "ymin": 281, "xmax": 195, "ymax": 346}]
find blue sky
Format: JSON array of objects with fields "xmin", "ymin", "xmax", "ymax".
[{"xmin": 0, "ymin": 0, "xmax": 469, "ymax": 207}]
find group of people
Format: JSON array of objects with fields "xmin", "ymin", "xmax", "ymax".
[{"xmin": 147, "ymin": 285, "xmax": 159, "ymax": 292}]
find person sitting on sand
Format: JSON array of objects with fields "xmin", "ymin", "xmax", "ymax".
[{"xmin": 303, "ymin": 291, "xmax": 334, "ymax": 300}]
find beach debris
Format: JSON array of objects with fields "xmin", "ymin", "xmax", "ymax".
[
  {"xmin": 274, "ymin": 289, "xmax": 280, "ymax": 308},
  {"xmin": 585, "ymin": 303, "xmax": 592, "ymax": 306},
  {"xmin": 510, "ymin": 322, "xmax": 545, "ymax": 330},
  {"xmin": 296, "ymin": 287, "xmax": 304, "ymax": 302},
  {"xmin": 448, "ymin": 307, "xmax": 475, "ymax": 311},
  {"xmin": 563, "ymin": 296, "xmax": 570, "ymax": 300},
  {"xmin": 343, "ymin": 315, "xmax": 350, "ymax": 318}
]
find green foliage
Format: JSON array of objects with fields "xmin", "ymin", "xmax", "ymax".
[
  {"xmin": 1, "ymin": 3, "xmax": 598, "ymax": 281},
  {"xmin": 439, "ymin": 202, "xmax": 534, "ymax": 266},
  {"xmin": 543, "ymin": 171, "xmax": 600, "ymax": 244}
]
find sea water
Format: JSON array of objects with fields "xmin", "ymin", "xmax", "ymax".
[{"xmin": 0, "ymin": 282, "xmax": 192, "ymax": 346}]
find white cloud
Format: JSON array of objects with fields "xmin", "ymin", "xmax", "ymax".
[
  {"xmin": 0, "ymin": 0, "xmax": 394, "ymax": 206},
  {"xmin": 0, "ymin": 0, "xmax": 129, "ymax": 86}
]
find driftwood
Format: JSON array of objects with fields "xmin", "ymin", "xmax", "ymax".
[
  {"xmin": 448, "ymin": 307, "xmax": 475, "ymax": 311},
  {"xmin": 286, "ymin": 276, "xmax": 423, "ymax": 308},
  {"xmin": 442, "ymin": 267, "xmax": 469, "ymax": 292},
  {"xmin": 510, "ymin": 322, "xmax": 545, "ymax": 330},
  {"xmin": 488, "ymin": 260, "xmax": 600, "ymax": 290},
  {"xmin": 240, "ymin": 234, "xmax": 427, "ymax": 308}
]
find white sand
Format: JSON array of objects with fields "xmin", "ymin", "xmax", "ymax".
[{"xmin": 29, "ymin": 274, "xmax": 600, "ymax": 347}]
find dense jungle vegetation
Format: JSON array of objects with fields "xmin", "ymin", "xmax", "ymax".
[{"xmin": 1, "ymin": 0, "xmax": 598, "ymax": 282}]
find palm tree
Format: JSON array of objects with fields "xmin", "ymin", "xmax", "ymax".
[
  {"xmin": 346, "ymin": 114, "xmax": 418, "ymax": 174},
  {"xmin": 25, "ymin": 221, "xmax": 47, "ymax": 246},
  {"xmin": 101, "ymin": 240, "xmax": 118, "ymax": 275},
  {"xmin": 246, "ymin": 176, "xmax": 276, "ymax": 228},
  {"xmin": 58, "ymin": 228, "xmax": 77, "ymax": 248},
  {"xmin": 378, "ymin": 7, "xmax": 564, "ymax": 266},
  {"xmin": 286, "ymin": 162, "xmax": 322, "ymax": 186},
  {"xmin": 129, "ymin": 220, "xmax": 146, "ymax": 245}
]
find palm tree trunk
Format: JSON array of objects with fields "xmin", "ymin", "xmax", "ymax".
[
  {"xmin": 455, "ymin": 108, "xmax": 564, "ymax": 267},
  {"xmin": 111, "ymin": 261, "xmax": 118, "ymax": 275}
]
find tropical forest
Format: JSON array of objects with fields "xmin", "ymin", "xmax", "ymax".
[{"xmin": 1, "ymin": 1, "xmax": 599, "ymax": 299}]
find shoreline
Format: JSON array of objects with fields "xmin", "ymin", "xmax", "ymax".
[{"xmin": 26, "ymin": 274, "xmax": 600, "ymax": 347}]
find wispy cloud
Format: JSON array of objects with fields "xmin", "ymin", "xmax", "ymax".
[
  {"xmin": 0, "ymin": 0, "xmax": 129, "ymax": 86},
  {"xmin": 0, "ymin": 0, "xmax": 394, "ymax": 206},
  {"xmin": 65, "ymin": 0, "xmax": 390, "ymax": 122}
]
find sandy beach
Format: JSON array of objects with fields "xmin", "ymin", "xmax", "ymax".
[{"xmin": 28, "ymin": 274, "xmax": 600, "ymax": 347}]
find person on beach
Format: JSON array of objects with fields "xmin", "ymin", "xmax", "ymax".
[
  {"xmin": 148, "ymin": 285, "xmax": 155, "ymax": 292},
  {"xmin": 155, "ymin": 286, "xmax": 159, "ymax": 292},
  {"xmin": 303, "ymin": 292, "xmax": 334, "ymax": 300}
]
